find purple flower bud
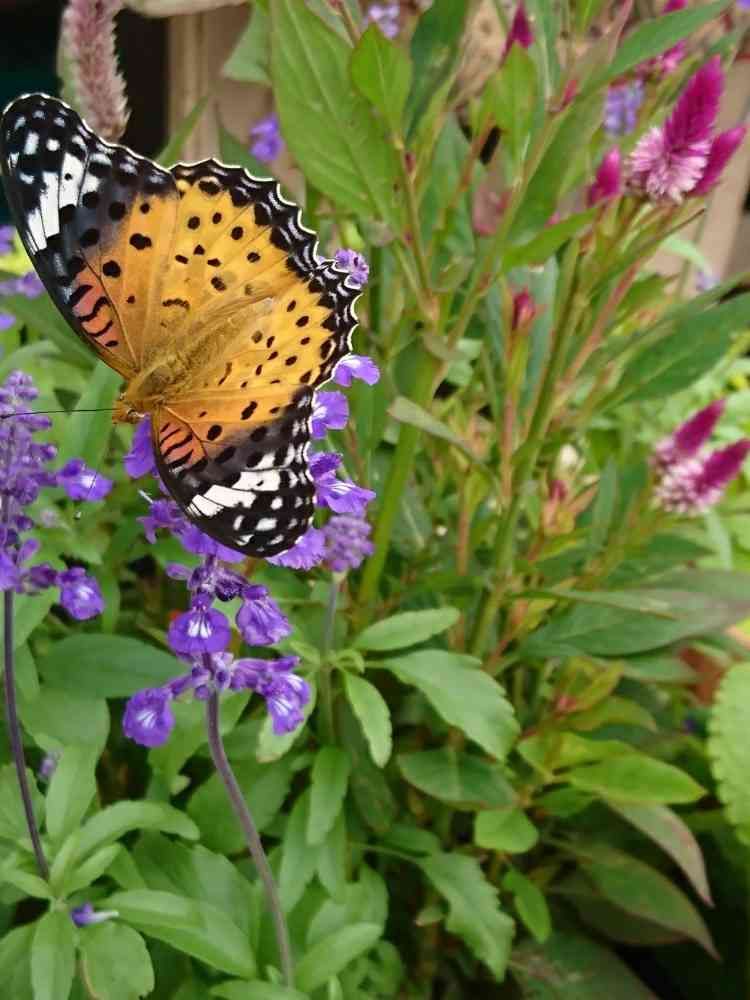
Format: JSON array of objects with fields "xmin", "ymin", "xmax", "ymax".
[
  {"xmin": 231, "ymin": 655, "xmax": 310, "ymax": 734},
  {"xmin": 0, "ymin": 313, "xmax": 14, "ymax": 331},
  {"xmin": 57, "ymin": 458, "xmax": 112, "ymax": 501},
  {"xmin": 38, "ymin": 752, "xmax": 59, "ymax": 782},
  {"xmin": 168, "ymin": 603, "xmax": 232, "ymax": 656},
  {"xmin": 58, "ymin": 567, "xmax": 104, "ymax": 620},
  {"xmin": 236, "ymin": 585, "xmax": 291, "ymax": 646},
  {"xmin": 311, "ymin": 391, "xmax": 349, "ymax": 439},
  {"xmin": 696, "ymin": 269, "xmax": 718, "ymax": 293},
  {"xmin": 511, "ymin": 288, "xmax": 537, "ymax": 331},
  {"xmin": 124, "ymin": 416, "xmax": 156, "ymax": 478},
  {"xmin": 267, "ymin": 526, "xmax": 326, "ymax": 570},
  {"xmin": 332, "ymin": 354, "xmax": 380, "ymax": 387},
  {"xmin": 334, "ymin": 248, "xmax": 369, "ymax": 288},
  {"xmin": 365, "ymin": 3, "xmax": 399, "ymax": 39},
  {"xmin": 586, "ymin": 148, "xmax": 622, "ymax": 207},
  {"xmin": 250, "ymin": 113, "xmax": 284, "ymax": 163},
  {"xmin": 139, "ymin": 498, "xmax": 184, "ymax": 543},
  {"xmin": 323, "ymin": 514, "xmax": 374, "ymax": 572},
  {"xmin": 71, "ymin": 903, "xmax": 119, "ymax": 927},
  {"xmin": 691, "ymin": 125, "xmax": 747, "ymax": 196},
  {"xmin": 0, "ymin": 552, "xmax": 20, "ymax": 591},
  {"xmin": 122, "ymin": 687, "xmax": 175, "ymax": 747},
  {"xmin": 503, "ymin": 3, "xmax": 533, "ymax": 58}
]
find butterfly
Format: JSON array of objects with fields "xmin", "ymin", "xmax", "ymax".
[{"xmin": 0, "ymin": 93, "xmax": 359, "ymax": 557}]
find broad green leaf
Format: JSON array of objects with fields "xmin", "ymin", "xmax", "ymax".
[
  {"xmin": 19, "ymin": 687, "xmax": 109, "ymax": 754},
  {"xmin": 354, "ymin": 607, "xmax": 460, "ymax": 651},
  {"xmin": 38, "ymin": 635, "xmax": 179, "ymax": 699},
  {"xmin": 106, "ymin": 890, "xmax": 256, "ymax": 978},
  {"xmin": 316, "ymin": 809, "xmax": 347, "ymax": 900},
  {"xmin": 339, "ymin": 700, "xmax": 396, "ymax": 834},
  {"xmin": 398, "ymin": 749, "xmax": 514, "ymax": 809},
  {"xmin": 566, "ymin": 756, "xmax": 704, "ymax": 804},
  {"xmin": 475, "ymin": 808, "xmax": 539, "ymax": 853},
  {"xmin": 296, "ymin": 923, "xmax": 382, "ymax": 993},
  {"xmin": 503, "ymin": 209, "xmax": 596, "ymax": 269},
  {"xmin": 308, "ymin": 747, "xmax": 351, "ymax": 845},
  {"xmin": 0, "ymin": 866, "xmax": 52, "ymax": 899},
  {"xmin": 579, "ymin": 848, "xmax": 717, "ymax": 956},
  {"xmin": 12, "ymin": 590, "xmax": 57, "ymax": 650},
  {"xmin": 55, "ymin": 362, "xmax": 119, "ymax": 466},
  {"xmin": 76, "ymin": 801, "xmax": 198, "ymax": 862},
  {"xmin": 620, "ymin": 654, "xmax": 696, "ymax": 684},
  {"xmin": 279, "ymin": 791, "xmax": 319, "ymax": 911},
  {"xmin": 62, "ymin": 844, "xmax": 121, "ymax": 896},
  {"xmin": 350, "ymin": 25, "xmax": 411, "ymax": 132},
  {"xmin": 45, "ymin": 745, "xmax": 98, "ymax": 843},
  {"xmin": 159, "ymin": 96, "xmax": 208, "ymax": 163},
  {"xmin": 420, "ymin": 853, "xmax": 514, "ymax": 981},
  {"xmin": 380, "ymin": 650, "xmax": 519, "ymax": 759},
  {"xmin": 80, "ymin": 923, "xmax": 154, "ymax": 1000},
  {"xmin": 271, "ymin": 0, "xmax": 399, "ymax": 222},
  {"xmin": 0, "ymin": 924, "xmax": 33, "ymax": 996},
  {"xmin": 388, "ymin": 397, "xmax": 478, "ymax": 463},
  {"xmin": 488, "ymin": 47, "xmax": 537, "ymax": 169},
  {"xmin": 343, "ymin": 674, "xmax": 392, "ymax": 766},
  {"xmin": 31, "ymin": 911, "xmax": 75, "ymax": 1000},
  {"xmin": 222, "ymin": 3, "xmax": 270, "ymax": 84},
  {"xmin": 1, "ymin": 293, "xmax": 92, "ymax": 367},
  {"xmin": 0, "ymin": 764, "xmax": 44, "ymax": 844},
  {"xmin": 407, "ymin": 0, "xmax": 469, "ymax": 127},
  {"xmin": 212, "ymin": 984, "xmax": 307, "ymax": 1000},
  {"xmin": 503, "ymin": 870, "xmax": 550, "ymax": 943},
  {"xmin": 709, "ymin": 663, "xmax": 750, "ymax": 847},
  {"xmin": 606, "ymin": 801, "xmax": 711, "ymax": 905}
]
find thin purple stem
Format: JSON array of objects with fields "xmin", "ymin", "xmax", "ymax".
[
  {"xmin": 205, "ymin": 692, "xmax": 293, "ymax": 987},
  {"xmin": 3, "ymin": 588, "xmax": 49, "ymax": 880}
]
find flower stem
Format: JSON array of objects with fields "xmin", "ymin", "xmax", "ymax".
[
  {"xmin": 205, "ymin": 693, "xmax": 293, "ymax": 987},
  {"xmin": 318, "ymin": 577, "xmax": 340, "ymax": 744},
  {"xmin": 3, "ymin": 589, "xmax": 49, "ymax": 880}
]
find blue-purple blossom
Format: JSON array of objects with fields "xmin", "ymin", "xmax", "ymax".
[
  {"xmin": 168, "ymin": 602, "xmax": 232, "ymax": 657},
  {"xmin": 71, "ymin": 903, "xmax": 119, "ymax": 927},
  {"xmin": 122, "ymin": 687, "xmax": 176, "ymax": 747},
  {"xmin": 267, "ymin": 526, "xmax": 326, "ymax": 570},
  {"xmin": 38, "ymin": 752, "xmax": 59, "ymax": 782},
  {"xmin": 0, "ymin": 226, "xmax": 13, "ymax": 255},
  {"xmin": 0, "ymin": 313, "xmax": 14, "ymax": 331},
  {"xmin": 332, "ymin": 354, "xmax": 380, "ymax": 387},
  {"xmin": 311, "ymin": 452, "xmax": 376, "ymax": 516},
  {"xmin": 604, "ymin": 81, "xmax": 644, "ymax": 136},
  {"xmin": 228, "ymin": 654, "xmax": 310, "ymax": 733},
  {"xmin": 334, "ymin": 248, "xmax": 370, "ymax": 288},
  {"xmin": 365, "ymin": 3, "xmax": 399, "ymax": 38},
  {"xmin": 696, "ymin": 269, "xmax": 718, "ymax": 293},
  {"xmin": 311, "ymin": 391, "xmax": 349, "ymax": 439},
  {"xmin": 323, "ymin": 514, "xmax": 374, "ymax": 572},
  {"xmin": 58, "ymin": 567, "xmax": 104, "ymax": 620},
  {"xmin": 236, "ymin": 584, "xmax": 291, "ymax": 646},
  {"xmin": 57, "ymin": 458, "xmax": 113, "ymax": 501},
  {"xmin": 250, "ymin": 113, "xmax": 284, "ymax": 162},
  {"xmin": 0, "ymin": 271, "xmax": 43, "ymax": 298},
  {"xmin": 123, "ymin": 416, "xmax": 156, "ymax": 478}
]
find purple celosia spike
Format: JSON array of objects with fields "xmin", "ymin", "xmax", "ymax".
[
  {"xmin": 691, "ymin": 125, "xmax": 748, "ymax": 196},
  {"xmin": 71, "ymin": 903, "xmax": 119, "ymax": 927},
  {"xmin": 57, "ymin": 458, "xmax": 113, "ymax": 501},
  {"xmin": 267, "ymin": 526, "xmax": 326, "ymax": 570},
  {"xmin": 503, "ymin": 3, "xmax": 533, "ymax": 58},
  {"xmin": 311, "ymin": 391, "xmax": 349, "ymax": 439},
  {"xmin": 124, "ymin": 416, "xmax": 156, "ymax": 478},
  {"xmin": 236, "ymin": 585, "xmax": 292, "ymax": 646},
  {"xmin": 250, "ymin": 113, "xmax": 284, "ymax": 163},
  {"xmin": 334, "ymin": 248, "xmax": 370, "ymax": 288},
  {"xmin": 652, "ymin": 399, "xmax": 726, "ymax": 472},
  {"xmin": 586, "ymin": 148, "xmax": 622, "ymax": 207},
  {"xmin": 323, "ymin": 514, "xmax": 374, "ymax": 572},
  {"xmin": 122, "ymin": 687, "xmax": 175, "ymax": 747},
  {"xmin": 366, "ymin": 3, "xmax": 400, "ymax": 39},
  {"xmin": 332, "ymin": 354, "xmax": 380, "ymax": 387},
  {"xmin": 698, "ymin": 440, "xmax": 750, "ymax": 493}
]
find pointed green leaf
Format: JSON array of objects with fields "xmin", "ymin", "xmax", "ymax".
[
  {"xmin": 31, "ymin": 911, "xmax": 75, "ymax": 1000},
  {"xmin": 354, "ymin": 607, "xmax": 460, "ymax": 652},
  {"xmin": 566, "ymin": 756, "xmax": 704, "ymax": 804},
  {"xmin": 308, "ymin": 747, "xmax": 351, "ymax": 845},
  {"xmin": 344, "ymin": 674, "xmax": 392, "ymax": 766},
  {"xmin": 296, "ymin": 923, "xmax": 382, "ymax": 992},
  {"xmin": 350, "ymin": 25, "xmax": 411, "ymax": 132},
  {"xmin": 45, "ymin": 744, "xmax": 98, "ymax": 843},
  {"xmin": 503, "ymin": 870, "xmax": 551, "ymax": 943},
  {"xmin": 709, "ymin": 662, "xmax": 750, "ymax": 847},
  {"xmin": 80, "ymin": 923, "xmax": 154, "ymax": 1000},
  {"xmin": 399, "ymin": 749, "xmax": 515, "ymax": 809}
]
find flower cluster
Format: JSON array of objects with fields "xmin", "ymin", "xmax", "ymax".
[
  {"xmin": 604, "ymin": 81, "xmax": 644, "ymax": 137},
  {"xmin": 627, "ymin": 58, "xmax": 747, "ymax": 203},
  {"xmin": 0, "ymin": 371, "xmax": 107, "ymax": 619},
  {"xmin": 250, "ymin": 113, "xmax": 284, "ymax": 163},
  {"xmin": 653, "ymin": 400, "xmax": 750, "ymax": 514},
  {"xmin": 366, "ymin": 3, "xmax": 400, "ymax": 39}
]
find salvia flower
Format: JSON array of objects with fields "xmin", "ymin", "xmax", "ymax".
[
  {"xmin": 250, "ymin": 113, "xmax": 284, "ymax": 163},
  {"xmin": 57, "ymin": 458, "xmax": 113, "ymax": 501},
  {"xmin": 60, "ymin": 0, "xmax": 129, "ymax": 141},
  {"xmin": 366, "ymin": 3, "xmax": 400, "ymax": 39},
  {"xmin": 0, "ymin": 313, "xmax": 14, "ymax": 332},
  {"xmin": 267, "ymin": 526, "xmax": 326, "ymax": 570},
  {"xmin": 71, "ymin": 904, "xmax": 119, "ymax": 928},
  {"xmin": 604, "ymin": 81, "xmax": 644, "ymax": 136},
  {"xmin": 323, "ymin": 514, "xmax": 374, "ymax": 572},
  {"xmin": 311, "ymin": 391, "xmax": 349, "ymax": 439},
  {"xmin": 652, "ymin": 399, "xmax": 725, "ymax": 473},
  {"xmin": 0, "ymin": 271, "xmax": 44, "ymax": 298},
  {"xmin": 332, "ymin": 354, "xmax": 380, "ymax": 387},
  {"xmin": 656, "ymin": 441, "xmax": 750, "ymax": 515},
  {"xmin": 586, "ymin": 148, "xmax": 622, "ymax": 206},
  {"xmin": 0, "ymin": 370, "xmax": 104, "ymax": 620},
  {"xmin": 0, "ymin": 226, "xmax": 13, "ymax": 256},
  {"xmin": 334, "ymin": 248, "xmax": 369, "ymax": 289},
  {"xmin": 502, "ymin": 2, "xmax": 533, "ymax": 59},
  {"xmin": 38, "ymin": 752, "xmax": 59, "ymax": 782}
]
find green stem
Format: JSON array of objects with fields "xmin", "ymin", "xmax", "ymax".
[{"xmin": 318, "ymin": 577, "xmax": 339, "ymax": 744}]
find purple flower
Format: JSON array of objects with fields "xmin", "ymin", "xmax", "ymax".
[
  {"xmin": 0, "ymin": 226, "xmax": 13, "ymax": 255},
  {"xmin": 656, "ymin": 441, "xmax": 750, "ymax": 514},
  {"xmin": 38, "ymin": 752, "xmax": 59, "ymax": 782},
  {"xmin": 366, "ymin": 3, "xmax": 399, "ymax": 38},
  {"xmin": 57, "ymin": 458, "xmax": 112, "ymax": 501},
  {"xmin": 311, "ymin": 391, "xmax": 349, "ymax": 439},
  {"xmin": 122, "ymin": 687, "xmax": 175, "ymax": 747},
  {"xmin": 230, "ymin": 655, "xmax": 310, "ymax": 734},
  {"xmin": 691, "ymin": 126, "xmax": 747, "ymax": 196},
  {"xmin": 123, "ymin": 416, "xmax": 156, "ymax": 478},
  {"xmin": 138, "ymin": 497, "xmax": 184, "ymax": 543},
  {"xmin": 696, "ymin": 269, "xmax": 718, "ymax": 292},
  {"xmin": 0, "ymin": 271, "xmax": 44, "ymax": 298},
  {"xmin": 0, "ymin": 313, "xmax": 14, "ymax": 331},
  {"xmin": 502, "ymin": 2, "xmax": 533, "ymax": 58},
  {"xmin": 323, "ymin": 514, "xmax": 374, "ymax": 572},
  {"xmin": 314, "ymin": 459, "xmax": 376, "ymax": 515},
  {"xmin": 250, "ymin": 113, "xmax": 284, "ymax": 163},
  {"xmin": 168, "ymin": 603, "xmax": 232, "ymax": 657},
  {"xmin": 58, "ymin": 567, "xmax": 104, "ymax": 620},
  {"xmin": 334, "ymin": 249, "xmax": 369, "ymax": 289},
  {"xmin": 267, "ymin": 526, "xmax": 326, "ymax": 570},
  {"xmin": 604, "ymin": 81, "xmax": 644, "ymax": 137},
  {"xmin": 627, "ymin": 58, "xmax": 723, "ymax": 203},
  {"xmin": 653, "ymin": 400, "xmax": 726, "ymax": 472},
  {"xmin": 586, "ymin": 148, "xmax": 622, "ymax": 207},
  {"xmin": 71, "ymin": 903, "xmax": 119, "ymax": 928},
  {"xmin": 236, "ymin": 585, "xmax": 291, "ymax": 646},
  {"xmin": 332, "ymin": 355, "xmax": 380, "ymax": 387}
]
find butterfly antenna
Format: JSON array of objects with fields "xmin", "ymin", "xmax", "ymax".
[{"xmin": 0, "ymin": 407, "xmax": 118, "ymax": 420}]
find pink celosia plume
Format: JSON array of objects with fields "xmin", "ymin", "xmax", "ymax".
[
  {"xmin": 652, "ymin": 399, "xmax": 726, "ymax": 473},
  {"xmin": 502, "ymin": 3, "xmax": 533, "ymax": 59},
  {"xmin": 61, "ymin": 0, "xmax": 129, "ymax": 142},
  {"xmin": 586, "ymin": 148, "xmax": 622, "ymax": 206},
  {"xmin": 657, "ymin": 440, "xmax": 750, "ymax": 514},
  {"xmin": 691, "ymin": 125, "xmax": 748, "ymax": 195}
]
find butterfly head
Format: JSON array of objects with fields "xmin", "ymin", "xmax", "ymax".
[{"xmin": 113, "ymin": 397, "xmax": 144, "ymax": 425}]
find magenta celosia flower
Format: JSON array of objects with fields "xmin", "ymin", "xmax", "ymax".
[
  {"xmin": 691, "ymin": 126, "xmax": 748, "ymax": 195},
  {"xmin": 587, "ymin": 148, "xmax": 622, "ymax": 206},
  {"xmin": 60, "ymin": 0, "xmax": 129, "ymax": 141},
  {"xmin": 652, "ymin": 400, "xmax": 726, "ymax": 473},
  {"xmin": 627, "ymin": 58, "xmax": 724, "ymax": 202},
  {"xmin": 511, "ymin": 289, "xmax": 536, "ymax": 331},
  {"xmin": 503, "ymin": 3, "xmax": 533, "ymax": 59},
  {"xmin": 656, "ymin": 441, "xmax": 750, "ymax": 514}
]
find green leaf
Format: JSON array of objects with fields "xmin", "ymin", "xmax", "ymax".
[
  {"xmin": 488, "ymin": 47, "xmax": 538, "ymax": 170},
  {"xmin": 62, "ymin": 844, "xmax": 121, "ymax": 896},
  {"xmin": 0, "ymin": 924, "xmax": 33, "ymax": 996},
  {"xmin": 55, "ymin": 362, "xmax": 119, "ymax": 467},
  {"xmin": 354, "ymin": 607, "xmax": 460, "ymax": 651},
  {"xmin": 590, "ymin": 2, "xmax": 732, "ymax": 89},
  {"xmin": 407, "ymin": 0, "xmax": 469, "ymax": 128},
  {"xmin": 76, "ymin": 801, "xmax": 199, "ymax": 862},
  {"xmin": 0, "ymin": 764, "xmax": 44, "ymax": 844},
  {"xmin": 106, "ymin": 890, "xmax": 256, "ymax": 978},
  {"xmin": 343, "ymin": 674, "xmax": 392, "ymax": 766},
  {"xmin": 709, "ymin": 663, "xmax": 750, "ymax": 847},
  {"xmin": 316, "ymin": 810, "xmax": 347, "ymax": 900},
  {"xmin": 2, "ymin": 293, "xmax": 92, "ymax": 367},
  {"xmin": 270, "ymin": 0, "xmax": 399, "ymax": 222},
  {"xmin": 566, "ymin": 756, "xmax": 704, "ymax": 804},
  {"xmin": 217, "ymin": 122, "xmax": 273, "ymax": 181},
  {"xmin": 420, "ymin": 853, "xmax": 514, "ymax": 980},
  {"xmin": 45, "ymin": 745, "xmax": 98, "ymax": 843},
  {"xmin": 212, "ymin": 984, "xmax": 307, "ymax": 1000},
  {"xmin": 308, "ymin": 747, "xmax": 351, "ymax": 845},
  {"xmin": 0, "ymin": 866, "xmax": 53, "ymax": 899},
  {"xmin": 474, "ymin": 808, "xmax": 539, "ymax": 853},
  {"xmin": 606, "ymin": 801, "xmax": 711, "ymax": 905},
  {"xmin": 159, "ymin": 96, "xmax": 208, "ymax": 163},
  {"xmin": 31, "ymin": 910, "xmax": 75, "ymax": 1000},
  {"xmin": 350, "ymin": 25, "xmax": 411, "ymax": 132},
  {"xmin": 503, "ymin": 209, "xmax": 596, "ymax": 269},
  {"xmin": 80, "ymin": 923, "xmax": 154, "ymax": 1000},
  {"xmin": 296, "ymin": 923, "xmax": 382, "ymax": 993},
  {"xmin": 38, "ymin": 635, "xmax": 180, "ymax": 699},
  {"xmin": 579, "ymin": 848, "xmax": 717, "ymax": 957},
  {"xmin": 19, "ymin": 687, "xmax": 109, "ymax": 754},
  {"xmin": 13, "ymin": 591, "xmax": 57, "ymax": 650},
  {"xmin": 380, "ymin": 650, "xmax": 519, "ymax": 759},
  {"xmin": 399, "ymin": 749, "xmax": 515, "ymax": 809},
  {"xmin": 279, "ymin": 791, "xmax": 319, "ymax": 911},
  {"xmin": 222, "ymin": 3, "xmax": 270, "ymax": 84},
  {"xmin": 503, "ymin": 870, "xmax": 550, "ymax": 943},
  {"xmin": 388, "ymin": 397, "xmax": 479, "ymax": 463}
]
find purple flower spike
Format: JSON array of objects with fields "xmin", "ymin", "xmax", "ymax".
[
  {"xmin": 503, "ymin": 3, "xmax": 533, "ymax": 58},
  {"xmin": 268, "ymin": 526, "xmax": 326, "ymax": 570},
  {"xmin": 57, "ymin": 458, "xmax": 112, "ymax": 501},
  {"xmin": 123, "ymin": 687, "xmax": 175, "ymax": 747},
  {"xmin": 139, "ymin": 497, "xmax": 185, "ymax": 543},
  {"xmin": 332, "ymin": 354, "xmax": 380, "ymax": 387},
  {"xmin": 653, "ymin": 400, "xmax": 726, "ymax": 472},
  {"xmin": 334, "ymin": 249, "xmax": 370, "ymax": 288},
  {"xmin": 691, "ymin": 125, "xmax": 748, "ymax": 196},
  {"xmin": 656, "ymin": 440, "xmax": 750, "ymax": 515},
  {"xmin": 236, "ymin": 585, "xmax": 291, "ymax": 646},
  {"xmin": 58, "ymin": 567, "xmax": 104, "ymax": 620},
  {"xmin": 71, "ymin": 903, "xmax": 119, "ymax": 928},
  {"xmin": 168, "ymin": 604, "xmax": 232, "ymax": 657},
  {"xmin": 0, "ymin": 225, "xmax": 14, "ymax": 255},
  {"xmin": 316, "ymin": 475, "xmax": 376, "ymax": 516},
  {"xmin": 231, "ymin": 655, "xmax": 310, "ymax": 734},
  {"xmin": 604, "ymin": 81, "xmax": 644, "ymax": 137},
  {"xmin": 366, "ymin": 3, "xmax": 400, "ymax": 39},
  {"xmin": 323, "ymin": 514, "xmax": 374, "ymax": 572},
  {"xmin": 311, "ymin": 391, "xmax": 349, "ymax": 439},
  {"xmin": 587, "ymin": 148, "xmax": 622, "ymax": 207},
  {"xmin": 250, "ymin": 113, "xmax": 284, "ymax": 163},
  {"xmin": 124, "ymin": 416, "xmax": 156, "ymax": 478}
]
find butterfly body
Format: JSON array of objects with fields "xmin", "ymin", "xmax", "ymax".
[{"xmin": 1, "ymin": 94, "xmax": 360, "ymax": 556}]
